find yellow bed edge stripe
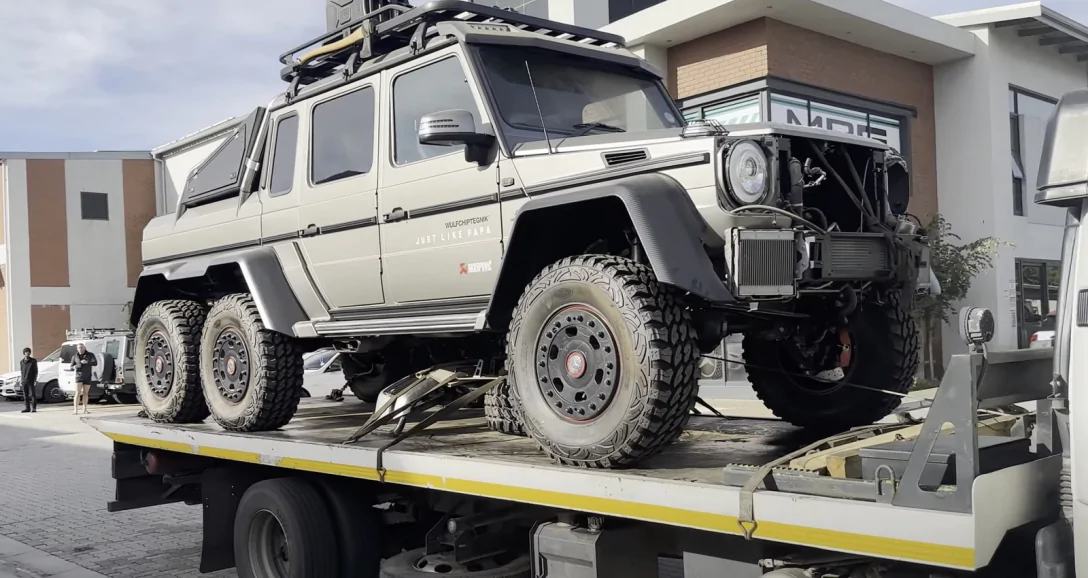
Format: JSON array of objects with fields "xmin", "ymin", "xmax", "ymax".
[{"xmin": 103, "ymin": 432, "xmax": 975, "ymax": 569}]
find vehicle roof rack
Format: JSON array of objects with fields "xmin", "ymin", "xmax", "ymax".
[
  {"xmin": 66, "ymin": 328, "xmax": 132, "ymax": 341},
  {"xmin": 280, "ymin": 0, "xmax": 626, "ymax": 94}
]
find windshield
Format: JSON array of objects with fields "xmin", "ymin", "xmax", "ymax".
[
  {"xmin": 42, "ymin": 348, "xmax": 61, "ymax": 362},
  {"xmin": 476, "ymin": 46, "xmax": 682, "ymax": 148},
  {"xmin": 60, "ymin": 344, "xmax": 79, "ymax": 364},
  {"xmin": 304, "ymin": 350, "xmax": 336, "ymax": 371}
]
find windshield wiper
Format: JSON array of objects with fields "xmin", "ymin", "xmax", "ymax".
[{"xmin": 572, "ymin": 122, "xmax": 626, "ymax": 136}]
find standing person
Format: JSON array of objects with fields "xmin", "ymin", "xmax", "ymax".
[
  {"xmin": 20, "ymin": 347, "xmax": 37, "ymax": 413},
  {"xmin": 71, "ymin": 343, "xmax": 97, "ymax": 415}
]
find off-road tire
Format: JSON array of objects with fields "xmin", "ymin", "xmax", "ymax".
[
  {"xmin": 484, "ymin": 379, "xmax": 525, "ymax": 437},
  {"xmin": 234, "ymin": 478, "xmax": 339, "ymax": 578},
  {"xmin": 348, "ymin": 374, "xmax": 387, "ymax": 403},
  {"xmin": 199, "ymin": 294, "xmax": 303, "ymax": 432},
  {"xmin": 135, "ymin": 300, "xmax": 210, "ymax": 423},
  {"xmin": 507, "ymin": 255, "xmax": 699, "ymax": 468},
  {"xmin": 743, "ymin": 291, "xmax": 919, "ymax": 432}
]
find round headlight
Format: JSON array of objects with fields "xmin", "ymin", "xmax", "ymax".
[{"xmin": 725, "ymin": 140, "xmax": 769, "ymax": 205}]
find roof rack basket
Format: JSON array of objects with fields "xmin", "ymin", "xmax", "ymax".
[
  {"xmin": 66, "ymin": 328, "xmax": 132, "ymax": 341},
  {"xmin": 280, "ymin": 0, "xmax": 626, "ymax": 95}
]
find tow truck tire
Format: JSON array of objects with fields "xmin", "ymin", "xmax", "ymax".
[
  {"xmin": 234, "ymin": 478, "xmax": 339, "ymax": 578},
  {"xmin": 380, "ymin": 548, "xmax": 530, "ymax": 578},
  {"xmin": 199, "ymin": 294, "xmax": 303, "ymax": 432},
  {"xmin": 743, "ymin": 291, "xmax": 919, "ymax": 432},
  {"xmin": 507, "ymin": 255, "xmax": 699, "ymax": 468},
  {"xmin": 485, "ymin": 380, "xmax": 525, "ymax": 437},
  {"xmin": 135, "ymin": 300, "xmax": 210, "ymax": 424},
  {"xmin": 314, "ymin": 478, "xmax": 382, "ymax": 577}
]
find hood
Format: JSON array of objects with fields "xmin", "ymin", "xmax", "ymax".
[{"xmin": 510, "ymin": 129, "xmax": 718, "ymax": 193}]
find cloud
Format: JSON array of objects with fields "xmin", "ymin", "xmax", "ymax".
[{"xmin": 0, "ymin": 0, "xmax": 324, "ymax": 151}]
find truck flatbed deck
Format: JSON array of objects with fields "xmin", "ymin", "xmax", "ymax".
[{"xmin": 86, "ymin": 399, "xmax": 1055, "ymax": 572}]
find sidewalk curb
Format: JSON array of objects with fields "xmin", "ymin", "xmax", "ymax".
[{"xmin": 0, "ymin": 535, "xmax": 107, "ymax": 578}]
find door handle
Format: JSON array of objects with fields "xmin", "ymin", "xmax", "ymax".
[
  {"xmin": 383, "ymin": 208, "xmax": 409, "ymax": 223},
  {"xmin": 302, "ymin": 224, "xmax": 320, "ymax": 237}
]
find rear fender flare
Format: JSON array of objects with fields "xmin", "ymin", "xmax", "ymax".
[{"xmin": 131, "ymin": 247, "xmax": 307, "ymax": 335}]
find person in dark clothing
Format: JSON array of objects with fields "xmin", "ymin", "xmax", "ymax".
[
  {"xmin": 20, "ymin": 347, "xmax": 37, "ymax": 413},
  {"xmin": 71, "ymin": 343, "xmax": 97, "ymax": 415}
]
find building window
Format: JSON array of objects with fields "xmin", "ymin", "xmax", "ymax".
[
  {"xmin": 1009, "ymin": 86, "xmax": 1058, "ymax": 217},
  {"xmin": 608, "ymin": 0, "xmax": 666, "ymax": 23},
  {"xmin": 770, "ymin": 94, "xmax": 904, "ymax": 153},
  {"xmin": 80, "ymin": 191, "xmax": 109, "ymax": 221},
  {"xmin": 311, "ymin": 86, "xmax": 376, "ymax": 185},
  {"xmin": 1016, "ymin": 258, "xmax": 1061, "ymax": 348}
]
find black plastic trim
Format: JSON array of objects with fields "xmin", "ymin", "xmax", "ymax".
[
  {"xmin": 321, "ymin": 217, "xmax": 379, "ymax": 234},
  {"xmin": 523, "ymin": 152, "xmax": 711, "ymax": 197},
  {"xmin": 1077, "ymin": 290, "xmax": 1088, "ymax": 327},
  {"xmin": 262, "ymin": 232, "xmax": 300, "ymax": 244},
  {"xmin": 409, "ymin": 194, "xmax": 498, "ymax": 218}
]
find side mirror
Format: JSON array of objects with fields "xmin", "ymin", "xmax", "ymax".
[{"xmin": 419, "ymin": 109, "xmax": 495, "ymax": 164}]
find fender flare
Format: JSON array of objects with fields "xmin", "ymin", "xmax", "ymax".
[
  {"xmin": 487, "ymin": 173, "xmax": 732, "ymax": 326},
  {"xmin": 131, "ymin": 246, "xmax": 308, "ymax": 335}
]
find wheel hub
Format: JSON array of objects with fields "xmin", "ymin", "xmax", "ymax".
[
  {"xmin": 250, "ymin": 510, "xmax": 289, "ymax": 577},
  {"xmin": 535, "ymin": 306, "xmax": 619, "ymax": 422},
  {"xmin": 143, "ymin": 330, "xmax": 174, "ymax": 399},
  {"xmin": 212, "ymin": 328, "xmax": 250, "ymax": 403}
]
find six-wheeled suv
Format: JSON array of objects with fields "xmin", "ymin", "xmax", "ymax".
[{"xmin": 130, "ymin": 0, "xmax": 929, "ymax": 468}]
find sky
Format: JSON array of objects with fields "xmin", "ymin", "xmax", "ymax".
[{"xmin": 0, "ymin": 0, "xmax": 1086, "ymax": 152}]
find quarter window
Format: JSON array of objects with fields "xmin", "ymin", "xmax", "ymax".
[
  {"xmin": 393, "ymin": 57, "xmax": 480, "ymax": 165},
  {"xmin": 269, "ymin": 114, "xmax": 299, "ymax": 197},
  {"xmin": 311, "ymin": 86, "xmax": 376, "ymax": 185}
]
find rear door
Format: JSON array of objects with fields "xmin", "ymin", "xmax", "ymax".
[{"xmin": 297, "ymin": 79, "xmax": 385, "ymax": 309}]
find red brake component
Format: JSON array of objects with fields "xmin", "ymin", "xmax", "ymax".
[{"xmin": 838, "ymin": 328, "xmax": 852, "ymax": 369}]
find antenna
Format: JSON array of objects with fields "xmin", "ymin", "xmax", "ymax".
[{"xmin": 524, "ymin": 60, "xmax": 553, "ymax": 155}]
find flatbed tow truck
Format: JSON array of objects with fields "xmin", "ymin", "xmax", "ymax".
[
  {"xmin": 83, "ymin": 11, "xmax": 1088, "ymax": 578},
  {"xmin": 85, "ymin": 328, "xmax": 1065, "ymax": 577}
]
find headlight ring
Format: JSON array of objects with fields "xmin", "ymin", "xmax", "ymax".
[{"xmin": 724, "ymin": 139, "xmax": 770, "ymax": 206}]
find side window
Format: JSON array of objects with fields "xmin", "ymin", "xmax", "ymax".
[
  {"xmin": 311, "ymin": 86, "xmax": 376, "ymax": 185},
  {"xmin": 393, "ymin": 57, "xmax": 480, "ymax": 165},
  {"xmin": 327, "ymin": 355, "xmax": 342, "ymax": 372},
  {"xmin": 269, "ymin": 114, "xmax": 300, "ymax": 196},
  {"xmin": 104, "ymin": 339, "xmax": 120, "ymax": 360}
]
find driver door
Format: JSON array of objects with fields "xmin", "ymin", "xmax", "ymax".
[{"xmin": 377, "ymin": 48, "xmax": 502, "ymax": 306}]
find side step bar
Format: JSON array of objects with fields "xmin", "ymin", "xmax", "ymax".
[{"xmin": 312, "ymin": 311, "xmax": 483, "ymax": 336}]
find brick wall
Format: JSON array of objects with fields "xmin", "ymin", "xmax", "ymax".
[
  {"xmin": 666, "ymin": 18, "xmax": 938, "ymax": 222},
  {"xmin": 669, "ymin": 19, "xmax": 769, "ymax": 100}
]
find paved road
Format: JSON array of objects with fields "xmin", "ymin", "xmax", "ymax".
[{"xmin": 0, "ymin": 399, "xmax": 234, "ymax": 578}]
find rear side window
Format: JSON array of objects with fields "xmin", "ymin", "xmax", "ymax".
[
  {"xmin": 311, "ymin": 86, "xmax": 376, "ymax": 185},
  {"xmin": 269, "ymin": 114, "xmax": 300, "ymax": 196},
  {"xmin": 104, "ymin": 339, "xmax": 120, "ymax": 361},
  {"xmin": 60, "ymin": 345, "xmax": 77, "ymax": 364}
]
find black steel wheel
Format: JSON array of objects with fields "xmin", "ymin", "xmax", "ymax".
[
  {"xmin": 134, "ymin": 300, "xmax": 209, "ymax": 423},
  {"xmin": 200, "ymin": 294, "xmax": 303, "ymax": 432},
  {"xmin": 41, "ymin": 380, "xmax": 64, "ymax": 404},
  {"xmin": 507, "ymin": 255, "xmax": 699, "ymax": 468},
  {"xmin": 380, "ymin": 547, "xmax": 529, "ymax": 578},
  {"xmin": 234, "ymin": 478, "xmax": 339, "ymax": 578},
  {"xmin": 743, "ymin": 291, "xmax": 919, "ymax": 433}
]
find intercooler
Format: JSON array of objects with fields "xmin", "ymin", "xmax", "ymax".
[
  {"xmin": 725, "ymin": 229, "xmax": 798, "ymax": 297},
  {"xmin": 724, "ymin": 229, "xmax": 894, "ymax": 298}
]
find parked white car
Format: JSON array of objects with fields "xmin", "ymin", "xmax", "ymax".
[
  {"xmin": 302, "ymin": 348, "xmax": 347, "ymax": 399},
  {"xmin": 1030, "ymin": 330, "xmax": 1055, "ymax": 348},
  {"xmin": 1, "ymin": 347, "xmax": 64, "ymax": 403}
]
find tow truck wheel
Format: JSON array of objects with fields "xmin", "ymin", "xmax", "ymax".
[
  {"xmin": 199, "ymin": 294, "xmax": 304, "ymax": 432},
  {"xmin": 485, "ymin": 380, "xmax": 525, "ymax": 437},
  {"xmin": 507, "ymin": 255, "xmax": 699, "ymax": 468},
  {"xmin": 235, "ymin": 478, "xmax": 339, "ymax": 578},
  {"xmin": 314, "ymin": 478, "xmax": 382, "ymax": 577},
  {"xmin": 380, "ymin": 547, "xmax": 530, "ymax": 578},
  {"xmin": 134, "ymin": 300, "xmax": 210, "ymax": 423},
  {"xmin": 743, "ymin": 291, "xmax": 919, "ymax": 432}
]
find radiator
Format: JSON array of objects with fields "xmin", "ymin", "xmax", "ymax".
[{"xmin": 726, "ymin": 229, "xmax": 798, "ymax": 297}]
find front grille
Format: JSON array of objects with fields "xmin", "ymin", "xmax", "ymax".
[{"xmin": 727, "ymin": 229, "xmax": 797, "ymax": 297}]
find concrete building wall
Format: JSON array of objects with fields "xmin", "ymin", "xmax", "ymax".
[{"xmin": 4, "ymin": 160, "xmax": 33, "ymax": 373}]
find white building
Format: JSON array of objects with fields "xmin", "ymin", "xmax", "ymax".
[{"xmin": 935, "ymin": 3, "xmax": 1088, "ymax": 356}]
